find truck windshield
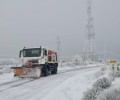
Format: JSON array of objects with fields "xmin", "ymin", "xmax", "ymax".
[{"xmin": 23, "ymin": 48, "xmax": 41, "ymax": 57}]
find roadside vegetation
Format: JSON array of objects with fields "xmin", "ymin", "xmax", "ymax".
[{"xmin": 82, "ymin": 66, "xmax": 120, "ymax": 100}]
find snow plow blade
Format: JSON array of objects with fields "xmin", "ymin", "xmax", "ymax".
[{"xmin": 11, "ymin": 67, "xmax": 42, "ymax": 79}]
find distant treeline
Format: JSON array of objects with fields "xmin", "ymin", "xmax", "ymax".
[{"xmin": 0, "ymin": 59, "xmax": 20, "ymax": 65}]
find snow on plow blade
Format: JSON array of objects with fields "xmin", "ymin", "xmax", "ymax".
[{"xmin": 11, "ymin": 67, "xmax": 42, "ymax": 78}]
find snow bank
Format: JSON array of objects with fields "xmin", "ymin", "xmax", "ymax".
[
  {"xmin": 0, "ymin": 58, "xmax": 21, "ymax": 74},
  {"xmin": 0, "ymin": 73, "xmax": 14, "ymax": 83},
  {"xmin": 58, "ymin": 62, "xmax": 104, "ymax": 73}
]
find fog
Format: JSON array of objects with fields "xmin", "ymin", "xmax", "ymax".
[{"xmin": 0, "ymin": 0, "xmax": 120, "ymax": 60}]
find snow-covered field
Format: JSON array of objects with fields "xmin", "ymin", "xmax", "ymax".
[
  {"xmin": 0, "ymin": 60, "xmax": 105, "ymax": 100},
  {"xmin": 0, "ymin": 58, "xmax": 21, "ymax": 74}
]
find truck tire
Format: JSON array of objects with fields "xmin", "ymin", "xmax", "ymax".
[
  {"xmin": 43, "ymin": 65, "xmax": 48, "ymax": 77},
  {"xmin": 51, "ymin": 65, "xmax": 57, "ymax": 74}
]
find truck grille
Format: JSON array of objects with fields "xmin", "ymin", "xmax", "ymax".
[{"xmin": 28, "ymin": 59, "xmax": 38, "ymax": 63}]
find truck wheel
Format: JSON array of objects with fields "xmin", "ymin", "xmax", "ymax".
[
  {"xmin": 51, "ymin": 65, "xmax": 57, "ymax": 74},
  {"xmin": 43, "ymin": 65, "xmax": 48, "ymax": 77}
]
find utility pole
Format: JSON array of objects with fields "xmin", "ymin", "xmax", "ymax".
[
  {"xmin": 56, "ymin": 35, "xmax": 61, "ymax": 62},
  {"xmin": 82, "ymin": 0, "xmax": 98, "ymax": 64}
]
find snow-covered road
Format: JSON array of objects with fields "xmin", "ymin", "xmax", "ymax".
[{"xmin": 0, "ymin": 65, "xmax": 104, "ymax": 100}]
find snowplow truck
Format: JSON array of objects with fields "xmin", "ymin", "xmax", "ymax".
[{"xmin": 11, "ymin": 47, "xmax": 58, "ymax": 78}]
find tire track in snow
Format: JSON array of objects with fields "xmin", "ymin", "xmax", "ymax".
[
  {"xmin": 14, "ymin": 66, "xmax": 102, "ymax": 100},
  {"xmin": 0, "ymin": 79, "xmax": 35, "ymax": 92},
  {"xmin": 0, "ymin": 79, "xmax": 22, "ymax": 86},
  {"xmin": 58, "ymin": 64, "xmax": 103, "ymax": 74},
  {"xmin": 0, "ymin": 65, "xmax": 104, "ymax": 93}
]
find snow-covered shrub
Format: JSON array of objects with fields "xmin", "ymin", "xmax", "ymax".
[
  {"xmin": 109, "ymin": 71, "xmax": 120, "ymax": 78},
  {"xmin": 97, "ymin": 87, "xmax": 120, "ymax": 100},
  {"xmin": 101, "ymin": 67, "xmax": 107, "ymax": 71},
  {"xmin": 66, "ymin": 62, "xmax": 74, "ymax": 67},
  {"xmin": 95, "ymin": 67, "xmax": 107, "ymax": 78},
  {"xmin": 95, "ymin": 70, "xmax": 105, "ymax": 78},
  {"xmin": 93, "ymin": 77, "xmax": 111, "ymax": 90},
  {"xmin": 114, "ymin": 71, "xmax": 120, "ymax": 77},
  {"xmin": 82, "ymin": 88, "xmax": 96, "ymax": 100},
  {"xmin": 109, "ymin": 76, "xmax": 115, "ymax": 82},
  {"xmin": 82, "ymin": 87, "xmax": 102, "ymax": 100},
  {"xmin": 72, "ymin": 55, "xmax": 81, "ymax": 65},
  {"xmin": 82, "ymin": 77, "xmax": 112, "ymax": 100}
]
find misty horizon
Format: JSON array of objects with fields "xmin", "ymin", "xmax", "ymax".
[{"xmin": 0, "ymin": 0, "xmax": 120, "ymax": 60}]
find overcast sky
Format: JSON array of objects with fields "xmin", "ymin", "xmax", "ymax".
[{"xmin": 0, "ymin": 0, "xmax": 120, "ymax": 60}]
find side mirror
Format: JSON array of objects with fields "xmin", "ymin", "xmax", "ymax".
[{"xmin": 19, "ymin": 50, "xmax": 22, "ymax": 57}]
